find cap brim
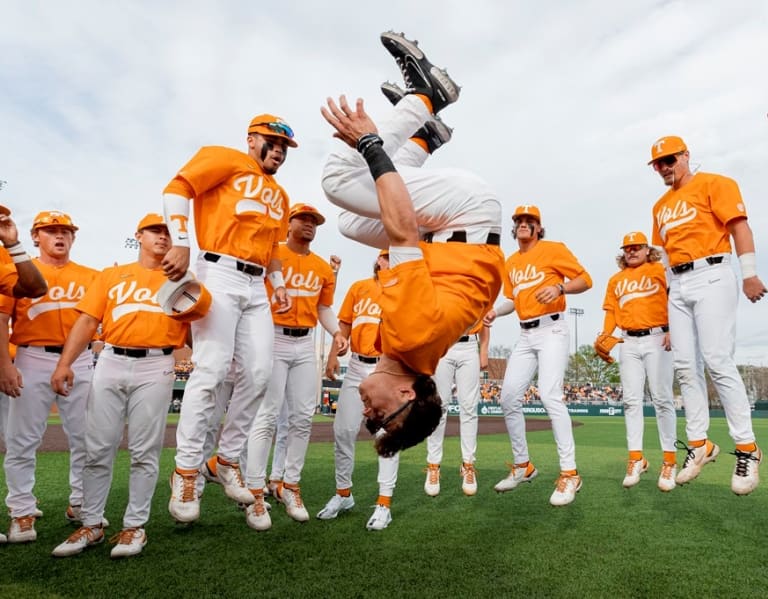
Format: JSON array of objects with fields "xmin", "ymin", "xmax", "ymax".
[{"xmin": 290, "ymin": 211, "xmax": 325, "ymax": 225}]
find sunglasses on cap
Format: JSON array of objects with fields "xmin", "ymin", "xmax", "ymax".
[
  {"xmin": 652, "ymin": 153, "xmax": 681, "ymax": 168},
  {"xmin": 364, "ymin": 400, "xmax": 413, "ymax": 435},
  {"xmin": 623, "ymin": 244, "xmax": 646, "ymax": 253},
  {"xmin": 251, "ymin": 121, "xmax": 295, "ymax": 139}
]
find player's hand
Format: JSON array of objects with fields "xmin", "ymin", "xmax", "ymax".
[
  {"xmin": 0, "ymin": 214, "xmax": 20, "ymax": 247},
  {"xmin": 272, "ymin": 287, "xmax": 292, "ymax": 313},
  {"xmin": 51, "ymin": 366, "xmax": 75, "ymax": 396},
  {"xmin": 321, "ymin": 96, "xmax": 379, "ymax": 148},
  {"xmin": 479, "ymin": 353, "xmax": 489, "ymax": 371},
  {"xmin": 661, "ymin": 332, "xmax": 672, "ymax": 351},
  {"xmin": 535, "ymin": 284, "xmax": 562, "ymax": 304},
  {"xmin": 325, "ymin": 355, "xmax": 340, "ymax": 380},
  {"xmin": 332, "ymin": 331, "xmax": 349, "ymax": 356},
  {"xmin": 161, "ymin": 246, "xmax": 190, "ymax": 282},
  {"xmin": 482, "ymin": 310, "xmax": 497, "ymax": 327},
  {"xmin": 743, "ymin": 276, "xmax": 767, "ymax": 303},
  {"xmin": 329, "ymin": 255, "xmax": 341, "ymax": 274},
  {"xmin": 0, "ymin": 362, "xmax": 23, "ymax": 397}
]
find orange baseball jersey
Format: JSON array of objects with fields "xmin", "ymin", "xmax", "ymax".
[
  {"xmin": 0, "ymin": 259, "xmax": 98, "ymax": 346},
  {"xmin": 76, "ymin": 262, "xmax": 187, "ymax": 348},
  {"xmin": 376, "ymin": 243, "xmax": 504, "ymax": 375},
  {"xmin": 267, "ymin": 243, "xmax": 335, "ymax": 328},
  {"xmin": 652, "ymin": 172, "xmax": 747, "ymax": 266},
  {"xmin": 503, "ymin": 240, "xmax": 592, "ymax": 321},
  {"xmin": 164, "ymin": 146, "xmax": 290, "ymax": 265},
  {"xmin": 602, "ymin": 261, "xmax": 668, "ymax": 330},
  {"xmin": 338, "ymin": 277, "xmax": 382, "ymax": 357}
]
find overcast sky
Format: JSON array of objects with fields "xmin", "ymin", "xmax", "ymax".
[{"xmin": 2, "ymin": 1, "xmax": 767, "ymax": 364}]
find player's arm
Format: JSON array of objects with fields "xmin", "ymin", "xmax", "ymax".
[
  {"xmin": 478, "ymin": 325, "xmax": 490, "ymax": 371},
  {"xmin": 0, "ymin": 215, "xmax": 47, "ymax": 298},
  {"xmin": 267, "ymin": 253, "xmax": 291, "ymax": 313},
  {"xmin": 0, "ymin": 312, "xmax": 22, "ymax": 397},
  {"xmin": 318, "ymin": 304, "xmax": 349, "ymax": 356},
  {"xmin": 483, "ymin": 299, "xmax": 515, "ymax": 326},
  {"xmin": 161, "ymin": 191, "xmax": 192, "ymax": 281},
  {"xmin": 728, "ymin": 217, "xmax": 767, "ymax": 303},
  {"xmin": 325, "ymin": 321, "xmax": 351, "ymax": 380},
  {"xmin": 50, "ymin": 313, "xmax": 100, "ymax": 396},
  {"xmin": 321, "ymin": 96, "xmax": 419, "ymax": 248}
]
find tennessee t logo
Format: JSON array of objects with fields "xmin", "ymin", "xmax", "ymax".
[
  {"xmin": 654, "ymin": 139, "xmax": 665, "ymax": 153},
  {"xmin": 170, "ymin": 214, "xmax": 188, "ymax": 234}
]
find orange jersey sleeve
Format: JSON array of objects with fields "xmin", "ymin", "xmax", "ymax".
[
  {"xmin": 0, "ymin": 263, "xmax": 18, "ymax": 297},
  {"xmin": 76, "ymin": 263, "xmax": 187, "ymax": 348},
  {"xmin": 6, "ymin": 259, "xmax": 98, "ymax": 346},
  {"xmin": 164, "ymin": 146, "xmax": 290, "ymax": 265},
  {"xmin": 269, "ymin": 244, "xmax": 336, "ymax": 328},
  {"xmin": 602, "ymin": 261, "xmax": 668, "ymax": 330},
  {"xmin": 503, "ymin": 240, "xmax": 592, "ymax": 321},
  {"xmin": 652, "ymin": 172, "xmax": 746, "ymax": 265},
  {"xmin": 338, "ymin": 278, "xmax": 382, "ymax": 357},
  {"xmin": 376, "ymin": 243, "xmax": 504, "ymax": 375}
]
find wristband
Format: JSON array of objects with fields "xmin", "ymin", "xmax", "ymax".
[
  {"xmin": 5, "ymin": 242, "xmax": 30, "ymax": 264},
  {"xmin": 356, "ymin": 133, "xmax": 396, "ymax": 180},
  {"xmin": 267, "ymin": 270, "xmax": 285, "ymax": 288},
  {"xmin": 557, "ymin": 283, "xmax": 565, "ymax": 296},
  {"xmin": 739, "ymin": 252, "xmax": 757, "ymax": 279}
]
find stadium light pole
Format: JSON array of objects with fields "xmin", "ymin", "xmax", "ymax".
[{"xmin": 569, "ymin": 307, "xmax": 584, "ymax": 384}]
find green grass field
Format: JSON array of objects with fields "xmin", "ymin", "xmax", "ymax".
[{"xmin": 2, "ymin": 417, "xmax": 767, "ymax": 598}]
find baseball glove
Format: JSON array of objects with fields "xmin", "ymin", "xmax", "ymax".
[{"xmin": 594, "ymin": 333, "xmax": 623, "ymax": 364}]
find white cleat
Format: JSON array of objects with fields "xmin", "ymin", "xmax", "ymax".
[
  {"xmin": 658, "ymin": 462, "xmax": 677, "ymax": 492},
  {"xmin": 366, "ymin": 504, "xmax": 392, "ymax": 531},
  {"xmin": 110, "ymin": 527, "xmax": 147, "ymax": 559},
  {"xmin": 51, "ymin": 525, "xmax": 104, "ymax": 557},
  {"xmin": 316, "ymin": 494, "xmax": 355, "ymax": 520},
  {"xmin": 494, "ymin": 463, "xmax": 538, "ymax": 493},
  {"xmin": 217, "ymin": 461, "xmax": 255, "ymax": 505},
  {"xmin": 731, "ymin": 448, "xmax": 762, "ymax": 496},
  {"xmin": 622, "ymin": 458, "xmax": 649, "ymax": 488},
  {"xmin": 282, "ymin": 485, "xmax": 309, "ymax": 522},
  {"xmin": 424, "ymin": 464, "xmax": 441, "ymax": 497},
  {"xmin": 246, "ymin": 495, "xmax": 272, "ymax": 531},
  {"xmin": 168, "ymin": 470, "xmax": 201, "ymax": 523},
  {"xmin": 675, "ymin": 440, "xmax": 719, "ymax": 485},
  {"xmin": 549, "ymin": 474, "xmax": 582, "ymax": 507}
]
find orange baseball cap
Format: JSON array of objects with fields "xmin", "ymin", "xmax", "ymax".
[
  {"xmin": 136, "ymin": 213, "xmax": 166, "ymax": 232},
  {"xmin": 31, "ymin": 210, "xmax": 79, "ymax": 232},
  {"xmin": 248, "ymin": 114, "xmax": 298, "ymax": 148},
  {"xmin": 648, "ymin": 136, "xmax": 687, "ymax": 164},
  {"xmin": 621, "ymin": 231, "xmax": 648, "ymax": 247},
  {"xmin": 157, "ymin": 272, "xmax": 212, "ymax": 323},
  {"xmin": 378, "ymin": 248, "xmax": 389, "ymax": 257},
  {"xmin": 289, "ymin": 203, "xmax": 325, "ymax": 225},
  {"xmin": 513, "ymin": 205, "xmax": 541, "ymax": 222}
]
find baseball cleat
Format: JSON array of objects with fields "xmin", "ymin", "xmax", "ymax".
[
  {"xmin": 460, "ymin": 463, "xmax": 478, "ymax": 496},
  {"xmin": 51, "ymin": 525, "xmax": 104, "ymax": 557},
  {"xmin": 622, "ymin": 458, "xmax": 649, "ymax": 488},
  {"xmin": 65, "ymin": 505, "xmax": 109, "ymax": 528},
  {"xmin": 381, "ymin": 81, "xmax": 453, "ymax": 153},
  {"xmin": 109, "ymin": 527, "xmax": 147, "ymax": 559},
  {"xmin": 675, "ymin": 440, "xmax": 719, "ymax": 485},
  {"xmin": 658, "ymin": 462, "xmax": 677, "ymax": 492},
  {"xmin": 245, "ymin": 494, "xmax": 272, "ymax": 531},
  {"xmin": 380, "ymin": 31, "xmax": 460, "ymax": 113},
  {"xmin": 200, "ymin": 457, "xmax": 220, "ymax": 484},
  {"xmin": 7, "ymin": 515, "xmax": 37, "ymax": 543},
  {"xmin": 267, "ymin": 479, "xmax": 284, "ymax": 503},
  {"xmin": 168, "ymin": 470, "xmax": 201, "ymax": 523},
  {"xmin": 424, "ymin": 463, "xmax": 441, "ymax": 496},
  {"xmin": 366, "ymin": 504, "xmax": 392, "ymax": 531},
  {"xmin": 281, "ymin": 485, "xmax": 309, "ymax": 522},
  {"xmin": 494, "ymin": 462, "xmax": 538, "ymax": 493},
  {"xmin": 731, "ymin": 447, "xmax": 762, "ymax": 496},
  {"xmin": 316, "ymin": 494, "xmax": 355, "ymax": 520},
  {"xmin": 216, "ymin": 461, "xmax": 255, "ymax": 505},
  {"xmin": 550, "ymin": 474, "xmax": 582, "ymax": 507}
]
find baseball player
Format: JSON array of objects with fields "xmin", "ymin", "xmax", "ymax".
[
  {"xmin": 243, "ymin": 204, "xmax": 347, "ymax": 531},
  {"xmin": 1, "ymin": 211, "xmax": 98, "ymax": 544},
  {"xmin": 316, "ymin": 250, "xmax": 403, "ymax": 531},
  {"xmin": 320, "ymin": 32, "xmax": 504, "ymax": 458},
  {"xmin": 595, "ymin": 232, "xmax": 677, "ymax": 491},
  {"xmin": 0, "ymin": 205, "xmax": 48, "ymax": 301},
  {"xmin": 649, "ymin": 136, "xmax": 765, "ymax": 494},
  {"xmin": 424, "ymin": 322, "xmax": 489, "ymax": 497},
  {"xmin": 162, "ymin": 115, "xmax": 294, "ymax": 523},
  {"xmin": 50, "ymin": 214, "xmax": 190, "ymax": 558},
  {"xmin": 484, "ymin": 205, "xmax": 592, "ymax": 507}
]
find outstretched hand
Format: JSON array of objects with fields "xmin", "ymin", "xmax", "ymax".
[{"xmin": 321, "ymin": 96, "xmax": 379, "ymax": 148}]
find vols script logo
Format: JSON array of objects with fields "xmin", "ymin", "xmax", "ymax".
[
  {"xmin": 27, "ymin": 283, "xmax": 88, "ymax": 319},
  {"xmin": 107, "ymin": 280, "xmax": 164, "ymax": 321},
  {"xmin": 615, "ymin": 275, "xmax": 660, "ymax": 309},
  {"xmin": 351, "ymin": 296, "xmax": 382, "ymax": 328},
  {"xmin": 233, "ymin": 175, "xmax": 285, "ymax": 220},
  {"xmin": 283, "ymin": 266, "xmax": 323, "ymax": 297},
  {"xmin": 656, "ymin": 200, "xmax": 696, "ymax": 241},
  {"xmin": 509, "ymin": 264, "xmax": 546, "ymax": 297}
]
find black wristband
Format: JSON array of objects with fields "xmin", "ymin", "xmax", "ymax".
[{"xmin": 357, "ymin": 133, "xmax": 396, "ymax": 181}]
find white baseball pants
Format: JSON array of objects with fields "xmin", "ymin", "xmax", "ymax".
[
  {"xmin": 322, "ymin": 95, "xmax": 501, "ymax": 248},
  {"xmin": 668, "ymin": 262, "xmax": 755, "ymax": 443},
  {"xmin": 4, "ymin": 347, "xmax": 93, "ymax": 517},
  {"xmin": 80, "ymin": 351, "xmax": 175, "ymax": 528},
  {"xmin": 175, "ymin": 256, "xmax": 274, "ymax": 471},
  {"xmin": 268, "ymin": 400, "xmax": 289, "ymax": 482},
  {"xmin": 332, "ymin": 357, "xmax": 400, "ymax": 495},
  {"xmin": 500, "ymin": 318, "xmax": 576, "ymax": 471},
  {"xmin": 619, "ymin": 333, "xmax": 677, "ymax": 452},
  {"xmin": 429, "ymin": 338, "xmax": 480, "ymax": 465}
]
